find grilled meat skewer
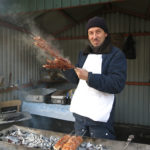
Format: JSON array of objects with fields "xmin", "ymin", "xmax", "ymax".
[
  {"xmin": 33, "ymin": 36, "xmax": 75, "ymax": 70},
  {"xmin": 62, "ymin": 136, "xmax": 83, "ymax": 150},
  {"xmin": 53, "ymin": 135, "xmax": 71, "ymax": 150}
]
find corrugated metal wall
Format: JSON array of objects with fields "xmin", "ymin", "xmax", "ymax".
[
  {"xmin": 0, "ymin": 25, "xmax": 41, "ymax": 101},
  {"xmin": 0, "ymin": 11, "xmax": 149, "ymax": 126},
  {"xmin": 58, "ymin": 12, "xmax": 150, "ymax": 126},
  {"xmin": 0, "ymin": 0, "xmax": 118, "ymax": 14}
]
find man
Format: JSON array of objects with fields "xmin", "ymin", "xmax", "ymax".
[{"xmin": 63, "ymin": 16, "xmax": 127, "ymax": 140}]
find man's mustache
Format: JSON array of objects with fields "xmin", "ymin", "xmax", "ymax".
[{"xmin": 93, "ymin": 39, "xmax": 99, "ymax": 41}]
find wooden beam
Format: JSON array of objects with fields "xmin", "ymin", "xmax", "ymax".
[
  {"xmin": 54, "ymin": 4, "xmax": 150, "ymax": 36},
  {"xmin": 112, "ymin": 6, "xmax": 150, "ymax": 20},
  {"xmin": 59, "ymin": 10, "xmax": 78, "ymax": 24},
  {"xmin": 52, "ymin": 10, "xmax": 79, "ymax": 36},
  {"xmin": 123, "ymin": 32, "xmax": 150, "ymax": 37},
  {"xmin": 0, "ymin": 18, "xmax": 25, "ymax": 33},
  {"xmin": 56, "ymin": 32, "xmax": 150, "ymax": 40},
  {"xmin": 53, "ymin": 2, "xmax": 126, "ymax": 36},
  {"xmin": 53, "ymin": 5, "xmax": 107, "ymax": 36},
  {"xmin": 126, "ymin": 82, "xmax": 150, "ymax": 86}
]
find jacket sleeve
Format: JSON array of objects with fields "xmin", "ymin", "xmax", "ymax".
[
  {"xmin": 62, "ymin": 51, "xmax": 83, "ymax": 84},
  {"xmin": 62, "ymin": 68, "xmax": 79, "ymax": 84},
  {"xmin": 87, "ymin": 50, "xmax": 127, "ymax": 94}
]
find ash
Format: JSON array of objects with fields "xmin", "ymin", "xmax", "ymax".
[
  {"xmin": 0, "ymin": 129, "xmax": 110, "ymax": 150},
  {"xmin": 79, "ymin": 142, "xmax": 110, "ymax": 150},
  {"xmin": 0, "ymin": 128, "xmax": 59, "ymax": 150}
]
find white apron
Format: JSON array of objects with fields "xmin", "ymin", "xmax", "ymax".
[{"xmin": 70, "ymin": 54, "xmax": 114, "ymax": 122}]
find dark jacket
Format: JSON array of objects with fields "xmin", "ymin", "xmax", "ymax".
[
  {"xmin": 63, "ymin": 46, "xmax": 127, "ymax": 94},
  {"xmin": 63, "ymin": 46, "xmax": 126, "ymax": 139}
]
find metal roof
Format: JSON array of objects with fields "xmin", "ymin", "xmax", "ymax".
[
  {"xmin": 0, "ymin": 0, "xmax": 124, "ymax": 15},
  {"xmin": 0, "ymin": 0, "xmax": 150, "ymax": 37}
]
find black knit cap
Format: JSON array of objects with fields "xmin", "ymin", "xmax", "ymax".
[{"xmin": 86, "ymin": 16, "xmax": 108, "ymax": 33}]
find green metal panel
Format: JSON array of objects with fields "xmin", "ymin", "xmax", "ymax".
[
  {"xmin": 90, "ymin": 0, "xmax": 101, "ymax": 4},
  {"xmin": 36, "ymin": 0, "xmax": 45, "ymax": 10},
  {"xmin": 28, "ymin": 0, "xmax": 37, "ymax": 11},
  {"xmin": 100, "ymin": 0, "xmax": 109, "ymax": 2},
  {"xmin": 53, "ymin": 0, "xmax": 62, "ymax": 9},
  {"xmin": 45, "ymin": 0, "xmax": 53, "ymax": 10},
  {"xmin": 80, "ymin": 0, "xmax": 90, "ymax": 5},
  {"xmin": 0, "ymin": 0, "xmax": 121, "ymax": 14},
  {"xmin": 21, "ymin": 0, "xmax": 29, "ymax": 12},
  {"xmin": 0, "ymin": 0, "xmax": 14, "ymax": 14},
  {"xmin": 71, "ymin": 0, "xmax": 80, "ymax": 6},
  {"xmin": 62, "ymin": 0, "xmax": 71, "ymax": 8}
]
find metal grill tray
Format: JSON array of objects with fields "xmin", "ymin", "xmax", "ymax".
[
  {"xmin": 24, "ymin": 88, "xmax": 56, "ymax": 103},
  {"xmin": 0, "ymin": 112, "xmax": 32, "ymax": 125}
]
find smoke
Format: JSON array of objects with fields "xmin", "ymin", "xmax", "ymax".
[
  {"xmin": 0, "ymin": 1, "xmax": 23, "ymax": 25},
  {"xmin": 19, "ymin": 17, "xmax": 66, "ymax": 66},
  {"xmin": 0, "ymin": 0, "xmax": 69, "ymax": 66},
  {"xmin": 23, "ymin": 29, "xmax": 64, "ymax": 65},
  {"xmin": 0, "ymin": 0, "xmax": 64, "ymax": 65}
]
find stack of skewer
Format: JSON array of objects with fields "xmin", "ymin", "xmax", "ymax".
[
  {"xmin": 32, "ymin": 35, "xmax": 75, "ymax": 70},
  {"xmin": 53, "ymin": 134, "xmax": 83, "ymax": 150}
]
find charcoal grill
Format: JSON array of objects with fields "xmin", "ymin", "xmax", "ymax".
[{"xmin": 0, "ymin": 125, "xmax": 150, "ymax": 150}]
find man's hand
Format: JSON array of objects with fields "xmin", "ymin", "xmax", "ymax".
[{"xmin": 74, "ymin": 68, "xmax": 88, "ymax": 81}]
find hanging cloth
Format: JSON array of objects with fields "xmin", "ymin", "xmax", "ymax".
[
  {"xmin": 123, "ymin": 17, "xmax": 136, "ymax": 59},
  {"xmin": 123, "ymin": 34, "xmax": 136, "ymax": 59}
]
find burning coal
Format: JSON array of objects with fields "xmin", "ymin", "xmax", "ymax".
[
  {"xmin": 0, "ymin": 128, "xmax": 58, "ymax": 149},
  {"xmin": 0, "ymin": 127, "xmax": 109, "ymax": 150}
]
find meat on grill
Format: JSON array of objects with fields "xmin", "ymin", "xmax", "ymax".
[
  {"xmin": 53, "ymin": 134, "xmax": 71, "ymax": 150},
  {"xmin": 62, "ymin": 136, "xmax": 83, "ymax": 150},
  {"xmin": 53, "ymin": 135, "xmax": 83, "ymax": 150},
  {"xmin": 43, "ymin": 58, "xmax": 74, "ymax": 70},
  {"xmin": 0, "ymin": 128, "xmax": 108, "ymax": 150}
]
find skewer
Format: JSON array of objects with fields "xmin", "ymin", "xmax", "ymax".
[
  {"xmin": 53, "ymin": 130, "xmax": 84, "ymax": 150},
  {"xmin": 29, "ymin": 34, "xmax": 35, "ymax": 39},
  {"xmin": 81, "ymin": 129, "xmax": 87, "ymax": 137},
  {"xmin": 30, "ymin": 33, "xmax": 75, "ymax": 70},
  {"xmin": 121, "ymin": 135, "xmax": 134, "ymax": 150},
  {"xmin": 28, "ymin": 32, "xmax": 37, "ymax": 39},
  {"xmin": 61, "ymin": 135, "xmax": 83, "ymax": 150},
  {"xmin": 53, "ymin": 130, "xmax": 75, "ymax": 150},
  {"xmin": 69, "ymin": 130, "xmax": 75, "ymax": 136}
]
